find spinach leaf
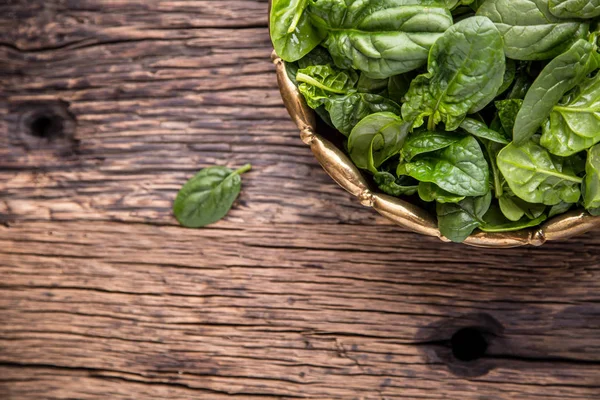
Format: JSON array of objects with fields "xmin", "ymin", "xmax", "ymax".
[
  {"xmin": 495, "ymin": 99, "xmax": 523, "ymax": 134},
  {"xmin": 296, "ymin": 65, "xmax": 359, "ymax": 108},
  {"xmin": 549, "ymin": 0, "xmax": 600, "ymax": 19},
  {"xmin": 540, "ymin": 72, "xmax": 600, "ymax": 156},
  {"xmin": 437, "ymin": 192, "xmax": 492, "ymax": 242},
  {"xmin": 499, "ymin": 195, "xmax": 546, "ymax": 221},
  {"xmin": 348, "ymin": 112, "xmax": 408, "ymax": 170},
  {"xmin": 497, "ymin": 59, "xmax": 517, "ymax": 96},
  {"xmin": 325, "ymin": 92, "xmax": 402, "ymax": 135},
  {"xmin": 497, "ymin": 141, "xmax": 582, "ymax": 205},
  {"xmin": 308, "ymin": 0, "xmax": 453, "ymax": 78},
  {"xmin": 397, "ymin": 136, "xmax": 490, "ymax": 196},
  {"xmin": 374, "ymin": 172, "xmax": 419, "ymax": 196},
  {"xmin": 513, "ymin": 39, "xmax": 599, "ymax": 145},
  {"xmin": 480, "ymin": 204, "xmax": 547, "ymax": 233},
  {"xmin": 357, "ymin": 74, "xmax": 389, "ymax": 95},
  {"xmin": 484, "ymin": 139, "xmax": 505, "ymax": 198},
  {"xmin": 418, "ymin": 182, "xmax": 466, "ymax": 204},
  {"xmin": 477, "ymin": 0, "xmax": 589, "ymax": 60},
  {"xmin": 173, "ymin": 164, "xmax": 251, "ymax": 228},
  {"xmin": 356, "ymin": 73, "xmax": 413, "ymax": 103},
  {"xmin": 460, "ymin": 118, "xmax": 509, "ymax": 144},
  {"xmin": 270, "ymin": 0, "xmax": 326, "ymax": 62},
  {"xmin": 583, "ymin": 144, "xmax": 600, "ymax": 213},
  {"xmin": 401, "ymin": 130, "xmax": 463, "ymax": 162},
  {"xmin": 401, "ymin": 16, "xmax": 505, "ymax": 131},
  {"xmin": 388, "ymin": 73, "xmax": 414, "ymax": 104},
  {"xmin": 548, "ymin": 201, "xmax": 573, "ymax": 217}
]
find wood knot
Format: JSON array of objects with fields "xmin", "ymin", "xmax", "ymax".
[
  {"xmin": 12, "ymin": 100, "xmax": 78, "ymax": 156},
  {"xmin": 415, "ymin": 313, "xmax": 504, "ymax": 378}
]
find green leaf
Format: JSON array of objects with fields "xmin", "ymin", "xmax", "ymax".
[
  {"xmin": 549, "ymin": 0, "xmax": 600, "ymax": 19},
  {"xmin": 477, "ymin": 0, "xmax": 589, "ymax": 60},
  {"xmin": 309, "ymin": 0, "xmax": 453, "ymax": 79},
  {"xmin": 497, "ymin": 141, "xmax": 582, "ymax": 205},
  {"xmin": 480, "ymin": 204, "xmax": 547, "ymax": 233},
  {"xmin": 270, "ymin": 0, "xmax": 326, "ymax": 62},
  {"xmin": 499, "ymin": 195, "xmax": 546, "ymax": 221},
  {"xmin": 418, "ymin": 182, "xmax": 466, "ymax": 204},
  {"xmin": 348, "ymin": 112, "xmax": 408, "ymax": 170},
  {"xmin": 388, "ymin": 73, "xmax": 414, "ymax": 104},
  {"xmin": 401, "ymin": 16, "xmax": 506, "ymax": 131},
  {"xmin": 173, "ymin": 164, "xmax": 251, "ymax": 228},
  {"xmin": 357, "ymin": 74, "xmax": 389, "ymax": 95},
  {"xmin": 484, "ymin": 139, "xmax": 505, "ymax": 198},
  {"xmin": 325, "ymin": 92, "xmax": 402, "ymax": 135},
  {"xmin": 499, "ymin": 195, "xmax": 526, "ymax": 221},
  {"xmin": 297, "ymin": 65, "xmax": 359, "ymax": 108},
  {"xmin": 513, "ymin": 39, "xmax": 599, "ymax": 145},
  {"xmin": 495, "ymin": 99, "xmax": 523, "ymax": 135},
  {"xmin": 398, "ymin": 136, "xmax": 490, "ymax": 197},
  {"xmin": 373, "ymin": 172, "xmax": 419, "ymax": 197},
  {"xmin": 548, "ymin": 201, "xmax": 573, "ymax": 217},
  {"xmin": 540, "ymin": 72, "xmax": 600, "ymax": 156},
  {"xmin": 460, "ymin": 118, "xmax": 509, "ymax": 144},
  {"xmin": 437, "ymin": 192, "xmax": 492, "ymax": 242},
  {"xmin": 497, "ymin": 59, "xmax": 517, "ymax": 96},
  {"xmin": 401, "ymin": 131, "xmax": 463, "ymax": 162},
  {"xmin": 583, "ymin": 144, "xmax": 600, "ymax": 212}
]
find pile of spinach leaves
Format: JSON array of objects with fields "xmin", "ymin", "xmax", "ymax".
[{"xmin": 271, "ymin": 0, "xmax": 600, "ymax": 243}]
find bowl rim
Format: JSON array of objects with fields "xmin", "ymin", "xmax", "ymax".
[{"xmin": 271, "ymin": 51, "xmax": 600, "ymax": 247}]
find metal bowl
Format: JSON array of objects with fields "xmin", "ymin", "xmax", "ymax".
[{"xmin": 271, "ymin": 51, "xmax": 600, "ymax": 247}]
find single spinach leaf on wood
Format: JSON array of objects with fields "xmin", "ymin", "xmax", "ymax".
[
  {"xmin": 418, "ymin": 182, "xmax": 466, "ymax": 203},
  {"xmin": 348, "ymin": 112, "xmax": 408, "ymax": 170},
  {"xmin": 583, "ymin": 144, "xmax": 600, "ymax": 213},
  {"xmin": 497, "ymin": 141, "xmax": 582, "ymax": 205},
  {"xmin": 549, "ymin": 0, "xmax": 600, "ymax": 19},
  {"xmin": 296, "ymin": 65, "xmax": 359, "ymax": 108},
  {"xmin": 540, "ymin": 72, "xmax": 600, "ymax": 156},
  {"xmin": 173, "ymin": 164, "xmax": 252, "ymax": 228},
  {"xmin": 477, "ymin": 0, "xmax": 588, "ymax": 60},
  {"xmin": 374, "ymin": 172, "xmax": 419, "ymax": 196},
  {"xmin": 397, "ymin": 136, "xmax": 490, "ymax": 197},
  {"xmin": 513, "ymin": 39, "xmax": 599, "ymax": 145},
  {"xmin": 270, "ymin": 0, "xmax": 326, "ymax": 62},
  {"xmin": 308, "ymin": 0, "xmax": 453, "ymax": 79},
  {"xmin": 437, "ymin": 192, "xmax": 492, "ymax": 242},
  {"xmin": 325, "ymin": 92, "xmax": 402, "ymax": 135},
  {"xmin": 460, "ymin": 118, "xmax": 509, "ymax": 144},
  {"xmin": 401, "ymin": 16, "xmax": 505, "ymax": 131},
  {"xmin": 401, "ymin": 131, "xmax": 463, "ymax": 162}
]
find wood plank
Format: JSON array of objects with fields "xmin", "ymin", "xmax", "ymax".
[{"xmin": 2, "ymin": 0, "xmax": 600, "ymax": 399}]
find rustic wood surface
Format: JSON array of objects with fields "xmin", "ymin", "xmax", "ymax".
[{"xmin": 2, "ymin": 1, "xmax": 600, "ymax": 399}]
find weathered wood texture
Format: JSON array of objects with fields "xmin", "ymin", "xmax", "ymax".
[{"xmin": 1, "ymin": 1, "xmax": 600, "ymax": 399}]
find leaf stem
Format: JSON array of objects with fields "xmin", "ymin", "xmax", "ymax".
[
  {"xmin": 234, "ymin": 164, "xmax": 252, "ymax": 175},
  {"xmin": 287, "ymin": 0, "xmax": 308, "ymax": 34},
  {"xmin": 296, "ymin": 73, "xmax": 348, "ymax": 94},
  {"xmin": 427, "ymin": 115, "xmax": 435, "ymax": 131}
]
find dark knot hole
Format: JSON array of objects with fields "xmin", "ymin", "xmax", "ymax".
[
  {"xmin": 451, "ymin": 327, "xmax": 488, "ymax": 362},
  {"xmin": 28, "ymin": 114, "xmax": 64, "ymax": 139}
]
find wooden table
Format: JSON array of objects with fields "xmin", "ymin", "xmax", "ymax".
[{"xmin": 2, "ymin": 2, "xmax": 600, "ymax": 399}]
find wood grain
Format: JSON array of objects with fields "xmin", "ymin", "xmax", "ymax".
[{"xmin": 2, "ymin": 1, "xmax": 600, "ymax": 399}]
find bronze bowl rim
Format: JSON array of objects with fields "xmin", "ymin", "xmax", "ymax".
[{"xmin": 270, "ymin": 51, "xmax": 600, "ymax": 248}]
